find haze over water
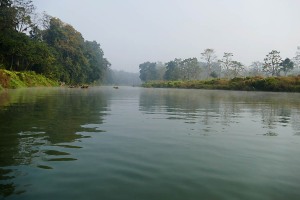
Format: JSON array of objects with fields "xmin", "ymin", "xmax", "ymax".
[{"xmin": 1, "ymin": 87, "xmax": 300, "ymax": 199}]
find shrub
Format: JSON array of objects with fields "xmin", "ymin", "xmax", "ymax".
[
  {"xmin": 0, "ymin": 70, "xmax": 10, "ymax": 88},
  {"xmin": 141, "ymin": 76, "xmax": 300, "ymax": 93}
]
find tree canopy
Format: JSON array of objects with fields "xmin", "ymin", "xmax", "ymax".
[
  {"xmin": 263, "ymin": 50, "xmax": 282, "ymax": 77},
  {"xmin": 0, "ymin": 0, "xmax": 110, "ymax": 84}
]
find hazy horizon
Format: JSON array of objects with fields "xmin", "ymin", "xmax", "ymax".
[{"xmin": 32, "ymin": 0, "xmax": 300, "ymax": 73}]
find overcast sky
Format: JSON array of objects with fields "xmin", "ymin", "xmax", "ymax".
[{"xmin": 32, "ymin": 0, "xmax": 300, "ymax": 72}]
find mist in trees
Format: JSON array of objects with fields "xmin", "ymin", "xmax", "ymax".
[
  {"xmin": 139, "ymin": 47, "xmax": 298, "ymax": 82},
  {"xmin": 293, "ymin": 46, "xmax": 300, "ymax": 70},
  {"xmin": 263, "ymin": 50, "xmax": 282, "ymax": 77},
  {"xmin": 1, "ymin": 0, "xmax": 299, "ymax": 85},
  {"xmin": 201, "ymin": 48, "xmax": 217, "ymax": 78},
  {"xmin": 280, "ymin": 58, "xmax": 294, "ymax": 76},
  {"xmin": 0, "ymin": 0, "xmax": 110, "ymax": 84},
  {"xmin": 104, "ymin": 69, "xmax": 141, "ymax": 86}
]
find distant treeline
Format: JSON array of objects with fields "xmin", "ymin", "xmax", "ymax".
[
  {"xmin": 139, "ymin": 49, "xmax": 300, "ymax": 82},
  {"xmin": 0, "ymin": 0, "xmax": 110, "ymax": 84}
]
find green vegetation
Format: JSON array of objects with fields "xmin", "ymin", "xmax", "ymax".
[
  {"xmin": 0, "ymin": 0, "xmax": 110, "ymax": 86},
  {"xmin": 142, "ymin": 76, "xmax": 300, "ymax": 92},
  {"xmin": 139, "ymin": 49, "xmax": 300, "ymax": 92},
  {"xmin": 0, "ymin": 69, "xmax": 58, "ymax": 89}
]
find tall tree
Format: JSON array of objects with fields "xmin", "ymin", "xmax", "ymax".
[
  {"xmin": 201, "ymin": 48, "xmax": 217, "ymax": 78},
  {"xmin": 164, "ymin": 59, "xmax": 181, "ymax": 80},
  {"xmin": 0, "ymin": 0, "xmax": 16, "ymax": 31},
  {"xmin": 249, "ymin": 61, "xmax": 264, "ymax": 76},
  {"xmin": 0, "ymin": 29, "xmax": 55, "ymax": 72},
  {"xmin": 84, "ymin": 40, "xmax": 110, "ymax": 83},
  {"xmin": 29, "ymin": 12, "xmax": 51, "ymax": 41},
  {"xmin": 12, "ymin": 0, "xmax": 35, "ymax": 33},
  {"xmin": 139, "ymin": 62, "xmax": 157, "ymax": 82},
  {"xmin": 280, "ymin": 58, "xmax": 294, "ymax": 76},
  {"xmin": 179, "ymin": 58, "xmax": 200, "ymax": 80},
  {"xmin": 43, "ymin": 17, "xmax": 89, "ymax": 83},
  {"xmin": 231, "ymin": 61, "xmax": 244, "ymax": 78},
  {"xmin": 219, "ymin": 52, "xmax": 233, "ymax": 78},
  {"xmin": 263, "ymin": 50, "xmax": 282, "ymax": 76},
  {"xmin": 155, "ymin": 61, "xmax": 166, "ymax": 80},
  {"xmin": 293, "ymin": 46, "xmax": 300, "ymax": 69}
]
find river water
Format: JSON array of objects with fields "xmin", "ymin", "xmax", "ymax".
[{"xmin": 1, "ymin": 86, "xmax": 300, "ymax": 200}]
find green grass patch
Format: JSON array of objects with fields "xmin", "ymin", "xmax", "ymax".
[{"xmin": 0, "ymin": 69, "xmax": 59, "ymax": 89}]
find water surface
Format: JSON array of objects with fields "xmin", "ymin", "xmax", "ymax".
[{"xmin": 1, "ymin": 87, "xmax": 300, "ymax": 199}]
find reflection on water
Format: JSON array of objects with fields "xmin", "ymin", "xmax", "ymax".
[
  {"xmin": 139, "ymin": 88, "xmax": 300, "ymax": 136},
  {"xmin": 1, "ymin": 87, "xmax": 300, "ymax": 199},
  {"xmin": 0, "ymin": 87, "xmax": 108, "ymax": 197}
]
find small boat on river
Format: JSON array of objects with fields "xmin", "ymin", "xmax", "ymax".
[{"xmin": 81, "ymin": 85, "xmax": 89, "ymax": 89}]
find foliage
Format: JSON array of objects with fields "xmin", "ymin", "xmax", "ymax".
[
  {"xmin": 0, "ymin": 1, "xmax": 110, "ymax": 85},
  {"xmin": 179, "ymin": 58, "xmax": 200, "ymax": 80},
  {"xmin": 0, "ymin": 69, "xmax": 10, "ymax": 88},
  {"xmin": 0, "ymin": 69, "xmax": 58, "ymax": 88},
  {"xmin": 293, "ymin": 46, "xmax": 300, "ymax": 69},
  {"xmin": 280, "ymin": 58, "xmax": 294, "ymax": 76},
  {"xmin": 155, "ymin": 62, "xmax": 166, "ymax": 80},
  {"xmin": 12, "ymin": 0, "xmax": 35, "ymax": 33},
  {"xmin": 139, "ymin": 62, "xmax": 158, "ymax": 82},
  {"xmin": 231, "ymin": 61, "xmax": 244, "ymax": 78},
  {"xmin": 218, "ymin": 52, "xmax": 234, "ymax": 78},
  {"xmin": 84, "ymin": 40, "xmax": 110, "ymax": 83},
  {"xmin": 43, "ymin": 18, "xmax": 88, "ymax": 83},
  {"xmin": 249, "ymin": 61, "xmax": 264, "ymax": 76},
  {"xmin": 0, "ymin": 0, "xmax": 16, "ymax": 31},
  {"xmin": 210, "ymin": 71, "xmax": 219, "ymax": 78},
  {"xmin": 164, "ymin": 59, "xmax": 181, "ymax": 80},
  {"xmin": 201, "ymin": 48, "xmax": 217, "ymax": 78},
  {"xmin": 142, "ymin": 76, "xmax": 300, "ymax": 92},
  {"xmin": 140, "ymin": 58, "xmax": 201, "ymax": 82},
  {"xmin": 263, "ymin": 50, "xmax": 282, "ymax": 76}
]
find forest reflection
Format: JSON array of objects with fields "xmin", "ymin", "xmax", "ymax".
[
  {"xmin": 0, "ymin": 88, "xmax": 109, "ymax": 197},
  {"xmin": 139, "ymin": 88, "xmax": 300, "ymax": 135}
]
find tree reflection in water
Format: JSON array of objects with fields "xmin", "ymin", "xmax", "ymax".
[
  {"xmin": 0, "ymin": 88, "xmax": 108, "ymax": 197},
  {"xmin": 139, "ymin": 89, "xmax": 300, "ymax": 136}
]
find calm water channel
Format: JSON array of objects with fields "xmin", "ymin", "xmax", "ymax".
[{"xmin": 1, "ymin": 86, "xmax": 300, "ymax": 199}]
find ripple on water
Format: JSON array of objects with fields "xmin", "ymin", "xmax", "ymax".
[
  {"xmin": 18, "ymin": 131, "xmax": 46, "ymax": 137},
  {"xmin": 81, "ymin": 124, "xmax": 106, "ymax": 132},
  {"xmin": 43, "ymin": 150, "xmax": 70, "ymax": 156}
]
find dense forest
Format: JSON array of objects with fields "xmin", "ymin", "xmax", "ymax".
[
  {"xmin": 0, "ymin": 0, "xmax": 110, "ymax": 84},
  {"xmin": 139, "ymin": 48, "xmax": 300, "ymax": 82}
]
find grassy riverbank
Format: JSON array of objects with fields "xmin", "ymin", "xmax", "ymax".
[
  {"xmin": 0, "ymin": 69, "xmax": 59, "ymax": 90},
  {"xmin": 142, "ymin": 76, "xmax": 300, "ymax": 92}
]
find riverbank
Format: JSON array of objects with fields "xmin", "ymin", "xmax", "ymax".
[
  {"xmin": 142, "ymin": 76, "xmax": 300, "ymax": 92},
  {"xmin": 0, "ymin": 69, "xmax": 59, "ymax": 90}
]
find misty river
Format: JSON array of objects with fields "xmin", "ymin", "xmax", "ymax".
[{"xmin": 1, "ymin": 86, "xmax": 300, "ymax": 200}]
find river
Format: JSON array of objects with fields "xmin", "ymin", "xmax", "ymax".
[{"xmin": 1, "ymin": 86, "xmax": 300, "ymax": 199}]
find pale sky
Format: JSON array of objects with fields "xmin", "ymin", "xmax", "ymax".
[{"xmin": 32, "ymin": 0, "xmax": 300, "ymax": 72}]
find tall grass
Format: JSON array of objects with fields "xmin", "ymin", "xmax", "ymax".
[{"xmin": 142, "ymin": 76, "xmax": 300, "ymax": 92}]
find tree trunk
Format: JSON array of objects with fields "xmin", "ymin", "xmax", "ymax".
[{"xmin": 10, "ymin": 55, "xmax": 14, "ymax": 70}]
